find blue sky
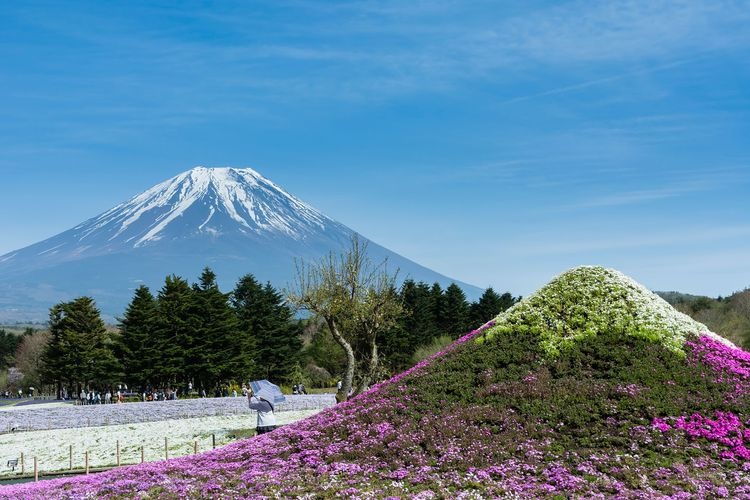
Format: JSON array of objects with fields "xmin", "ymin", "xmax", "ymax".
[{"xmin": 1, "ymin": 0, "xmax": 749, "ymax": 297}]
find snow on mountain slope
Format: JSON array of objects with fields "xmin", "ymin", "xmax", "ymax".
[
  {"xmin": 3, "ymin": 167, "xmax": 344, "ymax": 268},
  {"xmin": 83, "ymin": 167, "xmax": 332, "ymax": 246},
  {"xmin": 0, "ymin": 166, "xmax": 481, "ymax": 320}
]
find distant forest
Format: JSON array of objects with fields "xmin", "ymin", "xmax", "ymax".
[
  {"xmin": 0, "ymin": 267, "xmax": 519, "ymax": 397},
  {"xmin": 658, "ymin": 288, "xmax": 750, "ymax": 348}
]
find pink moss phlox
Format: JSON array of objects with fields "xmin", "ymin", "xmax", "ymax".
[
  {"xmin": 7, "ymin": 322, "xmax": 750, "ymax": 498},
  {"xmin": 687, "ymin": 334, "xmax": 750, "ymax": 386},
  {"xmin": 652, "ymin": 411, "xmax": 750, "ymax": 461},
  {"xmin": 0, "ymin": 320, "xmax": 498, "ymax": 499}
]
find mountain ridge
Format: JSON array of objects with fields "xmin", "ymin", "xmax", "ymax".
[{"xmin": 0, "ymin": 166, "xmax": 481, "ymax": 321}]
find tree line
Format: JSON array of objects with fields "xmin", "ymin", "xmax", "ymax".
[
  {"xmin": 38, "ymin": 268, "xmax": 302, "ymax": 398},
  {"xmin": 289, "ymin": 236, "xmax": 521, "ymax": 400},
  {"xmin": 660, "ymin": 289, "xmax": 750, "ymax": 348},
  {"xmin": 2, "ymin": 242, "xmax": 520, "ymax": 400},
  {"xmin": 297, "ymin": 279, "xmax": 519, "ymax": 398}
]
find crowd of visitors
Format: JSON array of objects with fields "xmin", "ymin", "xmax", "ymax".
[
  {"xmin": 1, "ymin": 387, "xmax": 37, "ymax": 398},
  {"xmin": 3, "ymin": 380, "xmax": 317, "ymax": 406}
]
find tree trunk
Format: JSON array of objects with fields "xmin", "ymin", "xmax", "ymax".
[
  {"xmin": 353, "ymin": 333, "xmax": 378, "ymax": 396},
  {"xmin": 326, "ymin": 317, "xmax": 355, "ymax": 402}
]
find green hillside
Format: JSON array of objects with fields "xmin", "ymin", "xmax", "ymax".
[{"xmin": 2, "ymin": 266, "xmax": 749, "ymax": 498}]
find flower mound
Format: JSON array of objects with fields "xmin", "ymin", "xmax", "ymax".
[
  {"xmin": 482, "ymin": 265, "xmax": 716, "ymax": 355},
  {"xmin": 2, "ymin": 267, "xmax": 749, "ymax": 498}
]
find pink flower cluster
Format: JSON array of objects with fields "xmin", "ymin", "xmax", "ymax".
[
  {"xmin": 687, "ymin": 335, "xmax": 750, "ymax": 393},
  {"xmin": 4, "ymin": 324, "xmax": 750, "ymax": 498},
  {"xmin": 652, "ymin": 411, "xmax": 750, "ymax": 461}
]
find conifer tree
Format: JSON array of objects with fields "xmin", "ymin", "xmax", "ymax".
[
  {"xmin": 430, "ymin": 282, "xmax": 445, "ymax": 336},
  {"xmin": 231, "ymin": 274, "xmax": 263, "ymax": 379},
  {"xmin": 258, "ymin": 283, "xmax": 303, "ymax": 383},
  {"xmin": 42, "ymin": 297, "xmax": 121, "ymax": 397},
  {"xmin": 153, "ymin": 275, "xmax": 193, "ymax": 387},
  {"xmin": 233, "ymin": 275, "xmax": 301, "ymax": 383},
  {"xmin": 402, "ymin": 281, "xmax": 441, "ymax": 350},
  {"xmin": 470, "ymin": 288, "xmax": 519, "ymax": 328},
  {"xmin": 0, "ymin": 329, "xmax": 22, "ymax": 370},
  {"xmin": 190, "ymin": 268, "xmax": 240, "ymax": 389},
  {"xmin": 119, "ymin": 285, "xmax": 158, "ymax": 390},
  {"xmin": 440, "ymin": 283, "xmax": 472, "ymax": 338}
]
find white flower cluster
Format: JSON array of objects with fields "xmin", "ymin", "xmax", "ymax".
[
  {"xmin": 483, "ymin": 266, "xmax": 733, "ymax": 354},
  {"xmin": 0, "ymin": 410, "xmax": 321, "ymax": 478}
]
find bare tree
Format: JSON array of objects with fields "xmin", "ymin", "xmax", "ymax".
[
  {"xmin": 14, "ymin": 331, "xmax": 50, "ymax": 392},
  {"xmin": 287, "ymin": 235, "xmax": 402, "ymax": 402}
]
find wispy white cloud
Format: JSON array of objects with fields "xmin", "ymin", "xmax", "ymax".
[
  {"xmin": 566, "ymin": 166, "xmax": 750, "ymax": 209},
  {"xmin": 3, "ymin": 0, "xmax": 749, "ymax": 160},
  {"xmin": 498, "ymin": 58, "xmax": 696, "ymax": 105},
  {"xmin": 11, "ymin": 0, "xmax": 750, "ymax": 104},
  {"xmin": 513, "ymin": 225, "xmax": 750, "ymax": 256}
]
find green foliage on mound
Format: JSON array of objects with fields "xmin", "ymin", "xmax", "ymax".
[
  {"xmin": 369, "ymin": 329, "xmax": 749, "ymax": 495},
  {"xmin": 482, "ymin": 266, "xmax": 710, "ymax": 355},
  {"xmin": 5, "ymin": 267, "xmax": 747, "ymax": 498}
]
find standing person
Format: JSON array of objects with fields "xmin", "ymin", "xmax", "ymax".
[{"xmin": 247, "ymin": 390, "xmax": 277, "ymax": 435}]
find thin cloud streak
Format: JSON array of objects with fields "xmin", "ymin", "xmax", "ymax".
[
  {"xmin": 512, "ymin": 225, "xmax": 750, "ymax": 256},
  {"xmin": 498, "ymin": 58, "xmax": 696, "ymax": 105}
]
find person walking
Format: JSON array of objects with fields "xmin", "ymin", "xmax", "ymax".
[{"xmin": 247, "ymin": 389, "xmax": 277, "ymax": 435}]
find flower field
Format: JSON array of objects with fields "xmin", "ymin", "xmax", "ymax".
[
  {"xmin": 2, "ymin": 266, "xmax": 750, "ymax": 498},
  {"xmin": 0, "ymin": 394, "xmax": 335, "ymax": 433},
  {"xmin": 0, "ymin": 410, "xmax": 321, "ymax": 480}
]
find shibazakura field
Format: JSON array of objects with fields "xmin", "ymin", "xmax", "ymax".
[{"xmin": 3, "ymin": 266, "xmax": 750, "ymax": 498}]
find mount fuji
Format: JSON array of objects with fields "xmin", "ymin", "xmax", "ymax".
[{"xmin": 0, "ymin": 167, "xmax": 481, "ymax": 321}]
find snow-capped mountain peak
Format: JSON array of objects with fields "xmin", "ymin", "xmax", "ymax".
[
  {"xmin": 0, "ymin": 166, "xmax": 481, "ymax": 321},
  {"xmin": 75, "ymin": 166, "xmax": 334, "ymax": 248}
]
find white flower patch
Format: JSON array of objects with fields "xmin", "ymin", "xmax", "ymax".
[
  {"xmin": 0, "ymin": 410, "xmax": 320, "ymax": 478},
  {"xmin": 483, "ymin": 266, "xmax": 734, "ymax": 355}
]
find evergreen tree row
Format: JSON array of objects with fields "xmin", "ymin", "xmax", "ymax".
[
  {"xmin": 0, "ymin": 329, "xmax": 25, "ymax": 370},
  {"xmin": 41, "ymin": 268, "xmax": 302, "ymax": 396},
  {"xmin": 37, "ymin": 268, "xmax": 518, "ymax": 394}
]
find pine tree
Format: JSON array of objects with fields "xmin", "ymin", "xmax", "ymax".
[
  {"xmin": 430, "ymin": 282, "xmax": 445, "ymax": 338},
  {"xmin": 119, "ymin": 285, "xmax": 158, "ymax": 390},
  {"xmin": 233, "ymin": 275, "xmax": 302, "ymax": 383},
  {"xmin": 190, "ymin": 268, "xmax": 240, "ymax": 389},
  {"xmin": 40, "ymin": 305, "xmax": 69, "ymax": 398},
  {"xmin": 230, "ymin": 274, "xmax": 263, "ymax": 381},
  {"xmin": 440, "ymin": 283, "xmax": 472, "ymax": 338},
  {"xmin": 379, "ymin": 280, "xmax": 438, "ymax": 372},
  {"xmin": 42, "ymin": 297, "xmax": 121, "ymax": 397},
  {"xmin": 402, "ymin": 281, "xmax": 440, "ymax": 350},
  {"xmin": 257, "ymin": 281, "xmax": 303, "ymax": 383},
  {"xmin": 0, "ymin": 329, "xmax": 22, "ymax": 370},
  {"xmin": 153, "ymin": 275, "xmax": 193, "ymax": 387},
  {"xmin": 470, "ymin": 288, "xmax": 519, "ymax": 328}
]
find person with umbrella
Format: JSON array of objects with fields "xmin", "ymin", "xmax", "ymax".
[{"xmin": 247, "ymin": 380, "xmax": 285, "ymax": 435}]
